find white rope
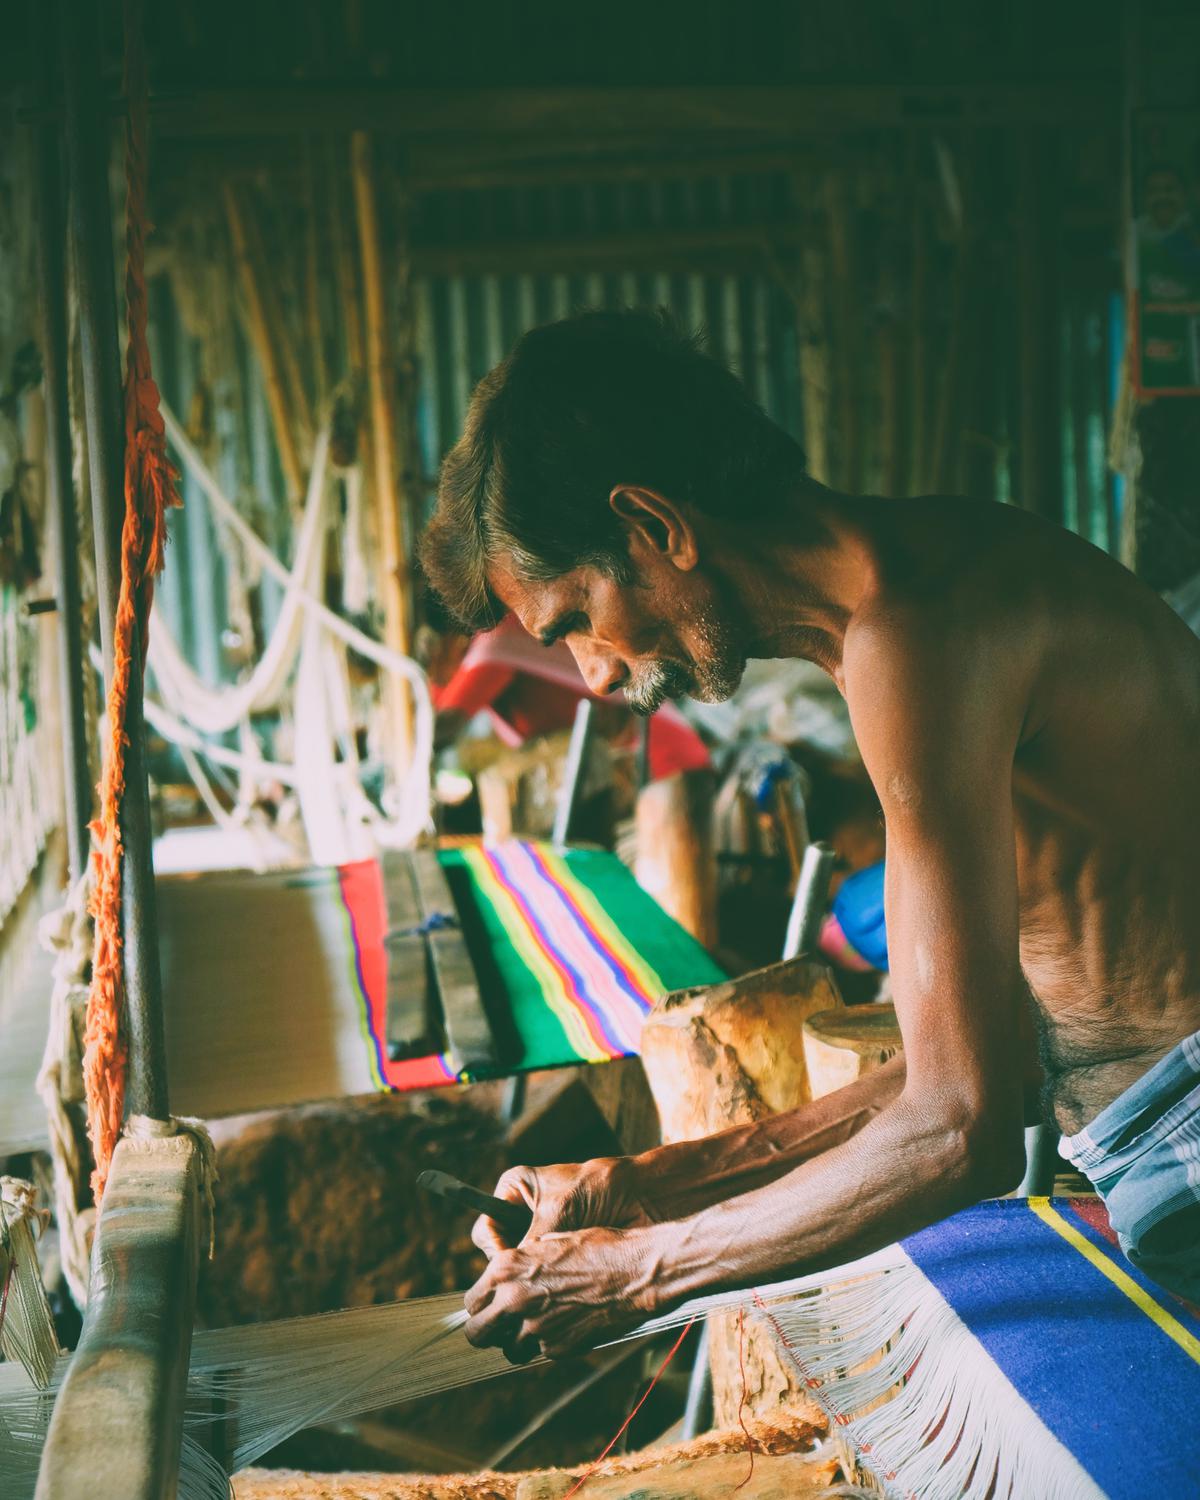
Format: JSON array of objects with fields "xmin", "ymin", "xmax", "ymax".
[
  {"xmin": 159, "ymin": 401, "xmax": 433, "ymax": 848},
  {"xmin": 138, "ymin": 685, "xmax": 299, "ymax": 786},
  {"xmin": 147, "ymin": 423, "xmax": 332, "ymax": 736}
]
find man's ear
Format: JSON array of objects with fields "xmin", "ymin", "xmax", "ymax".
[{"xmin": 609, "ymin": 486, "xmax": 699, "ymax": 571}]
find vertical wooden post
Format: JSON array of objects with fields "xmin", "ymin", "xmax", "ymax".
[
  {"xmin": 634, "ymin": 769, "xmax": 718, "ymax": 950},
  {"xmin": 41, "ymin": 5, "xmax": 199, "ymax": 1496},
  {"xmin": 62, "ymin": 0, "xmax": 167, "ymax": 1126},
  {"xmin": 351, "ymin": 130, "xmax": 414, "ymax": 770},
  {"xmin": 32, "ymin": 104, "xmax": 91, "ymax": 880},
  {"xmin": 223, "ymin": 181, "xmax": 306, "ymax": 506},
  {"xmin": 302, "ymin": 138, "xmax": 329, "ymax": 415}
]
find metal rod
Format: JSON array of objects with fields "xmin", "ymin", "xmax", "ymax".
[
  {"xmin": 30, "ymin": 53, "xmax": 91, "ymax": 883},
  {"xmin": 1018, "ymin": 1123, "xmax": 1060, "ymax": 1198},
  {"xmin": 552, "ymin": 697, "xmax": 594, "ymax": 848},
  {"xmin": 61, "ymin": 0, "xmax": 169, "ymax": 1121},
  {"xmin": 680, "ymin": 1321, "xmax": 713, "ymax": 1439},
  {"xmin": 782, "ymin": 839, "xmax": 836, "ymax": 961}
]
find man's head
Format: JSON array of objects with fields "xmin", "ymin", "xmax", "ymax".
[{"xmin": 420, "ymin": 309, "xmax": 807, "ymax": 713}]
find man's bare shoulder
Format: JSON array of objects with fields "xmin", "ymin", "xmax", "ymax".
[{"xmin": 841, "ymin": 556, "xmax": 1039, "ymax": 805}]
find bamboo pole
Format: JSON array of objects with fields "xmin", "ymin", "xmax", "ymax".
[
  {"xmin": 351, "ymin": 130, "xmax": 413, "ymax": 771},
  {"xmin": 302, "ymin": 138, "xmax": 329, "ymax": 415},
  {"xmin": 223, "ymin": 181, "xmax": 306, "ymax": 506},
  {"xmin": 245, "ymin": 187, "xmax": 314, "ymax": 448}
]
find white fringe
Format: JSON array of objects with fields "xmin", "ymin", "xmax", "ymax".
[{"xmin": 0, "ymin": 1247, "xmax": 1105, "ymax": 1500}]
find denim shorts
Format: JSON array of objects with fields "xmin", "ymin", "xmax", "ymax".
[{"xmin": 1060, "ymin": 1028, "xmax": 1200, "ymax": 1303}]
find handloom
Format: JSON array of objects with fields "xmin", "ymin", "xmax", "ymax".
[
  {"xmin": 152, "ymin": 839, "xmax": 725, "ymax": 1117},
  {"xmin": 3, "ymin": 1197, "xmax": 1196, "ymax": 1500}
]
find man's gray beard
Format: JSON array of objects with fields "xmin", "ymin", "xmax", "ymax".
[
  {"xmin": 624, "ymin": 645, "xmax": 746, "ymax": 715},
  {"xmin": 624, "ymin": 659, "xmax": 693, "ymax": 716}
]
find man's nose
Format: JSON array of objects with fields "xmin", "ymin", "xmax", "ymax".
[{"xmin": 569, "ymin": 641, "xmax": 626, "ymax": 697}]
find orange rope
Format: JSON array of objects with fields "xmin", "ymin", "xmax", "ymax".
[{"xmin": 84, "ymin": 0, "xmax": 180, "ymax": 1201}]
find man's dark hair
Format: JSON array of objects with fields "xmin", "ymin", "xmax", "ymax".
[{"xmin": 420, "ymin": 308, "xmax": 807, "ymax": 632}]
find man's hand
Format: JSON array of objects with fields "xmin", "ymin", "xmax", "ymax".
[
  {"xmin": 470, "ymin": 1156, "xmax": 658, "ymax": 1260},
  {"xmin": 464, "ymin": 1224, "xmax": 662, "ymax": 1362}
]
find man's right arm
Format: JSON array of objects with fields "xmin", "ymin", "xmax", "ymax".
[{"xmin": 474, "ymin": 1054, "xmax": 905, "ymax": 1256}]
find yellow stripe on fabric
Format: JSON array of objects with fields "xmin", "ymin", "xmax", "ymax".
[
  {"xmin": 459, "ymin": 847, "xmax": 610, "ymax": 1064},
  {"xmin": 536, "ymin": 846, "xmax": 667, "ymax": 1003},
  {"xmin": 1029, "ymin": 1198, "xmax": 1200, "ymax": 1367}
]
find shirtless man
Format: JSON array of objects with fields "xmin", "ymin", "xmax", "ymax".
[{"xmin": 419, "ymin": 310, "xmax": 1200, "ymax": 1363}]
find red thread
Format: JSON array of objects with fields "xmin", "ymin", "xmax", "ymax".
[
  {"xmin": 733, "ymin": 1305, "xmax": 758, "ymax": 1491},
  {"xmin": 562, "ymin": 1318, "xmax": 697, "ymax": 1498}
]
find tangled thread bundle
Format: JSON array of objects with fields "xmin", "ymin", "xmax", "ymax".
[{"xmin": 84, "ymin": 0, "xmax": 180, "ymax": 1199}]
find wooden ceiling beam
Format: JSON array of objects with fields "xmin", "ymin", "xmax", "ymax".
[{"xmin": 150, "ymin": 83, "xmax": 1112, "ymax": 141}]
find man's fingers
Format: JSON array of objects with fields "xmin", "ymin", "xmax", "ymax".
[
  {"xmin": 502, "ymin": 1330, "xmax": 541, "ymax": 1366},
  {"xmin": 464, "ymin": 1257, "xmax": 503, "ymax": 1316},
  {"xmin": 471, "ymin": 1212, "xmax": 508, "ymax": 1260}
]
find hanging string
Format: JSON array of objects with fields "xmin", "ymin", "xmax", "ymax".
[
  {"xmin": 561, "ymin": 1318, "xmax": 698, "ymax": 1498},
  {"xmin": 732, "ymin": 1305, "xmax": 758, "ymax": 1492},
  {"xmin": 84, "ymin": 0, "xmax": 181, "ymax": 1199}
]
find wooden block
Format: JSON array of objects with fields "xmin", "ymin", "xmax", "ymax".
[
  {"xmin": 411, "ymin": 847, "xmax": 497, "ymax": 1076},
  {"xmin": 802, "ymin": 1003, "xmax": 902, "ymax": 1100},
  {"xmin": 380, "ymin": 852, "xmax": 432, "ymax": 1062},
  {"xmin": 640, "ymin": 956, "xmax": 842, "ymax": 1432}
]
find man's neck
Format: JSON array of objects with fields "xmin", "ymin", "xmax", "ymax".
[{"xmin": 709, "ymin": 485, "xmax": 881, "ymax": 674}]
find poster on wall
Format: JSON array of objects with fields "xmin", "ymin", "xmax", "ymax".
[{"xmin": 1132, "ymin": 111, "xmax": 1200, "ymax": 397}]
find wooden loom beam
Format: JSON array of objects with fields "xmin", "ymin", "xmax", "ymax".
[{"xmin": 35, "ymin": 1134, "xmax": 205, "ymax": 1500}]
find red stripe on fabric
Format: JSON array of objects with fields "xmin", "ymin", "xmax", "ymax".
[
  {"xmin": 337, "ymin": 859, "xmax": 458, "ymax": 1092},
  {"xmin": 1066, "ymin": 1196, "xmax": 1119, "ymax": 1249}
]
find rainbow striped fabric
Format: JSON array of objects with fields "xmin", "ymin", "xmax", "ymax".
[{"xmin": 337, "ymin": 839, "xmax": 725, "ymax": 1091}]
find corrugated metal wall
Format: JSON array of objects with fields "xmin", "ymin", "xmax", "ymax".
[
  {"xmin": 413, "ymin": 268, "xmax": 804, "ymax": 488},
  {"xmin": 409, "ymin": 173, "xmax": 807, "ymax": 502}
]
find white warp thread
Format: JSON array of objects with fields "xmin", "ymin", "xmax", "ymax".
[
  {"xmin": 0, "ymin": 1244, "xmax": 1102, "ymax": 1500},
  {"xmin": 0, "ymin": 1178, "xmax": 60, "ymax": 1391}
]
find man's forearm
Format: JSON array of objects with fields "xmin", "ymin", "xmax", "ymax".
[
  {"xmin": 630, "ymin": 1053, "xmax": 907, "ymax": 1221},
  {"xmin": 641, "ymin": 1089, "xmax": 1018, "ymax": 1310}
]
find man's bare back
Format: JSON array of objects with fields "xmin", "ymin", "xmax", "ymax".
[{"xmin": 856, "ymin": 496, "xmax": 1200, "ymax": 1135}]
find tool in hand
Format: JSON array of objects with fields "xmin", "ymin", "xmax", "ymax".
[{"xmin": 417, "ymin": 1169, "xmax": 535, "ymax": 1242}]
